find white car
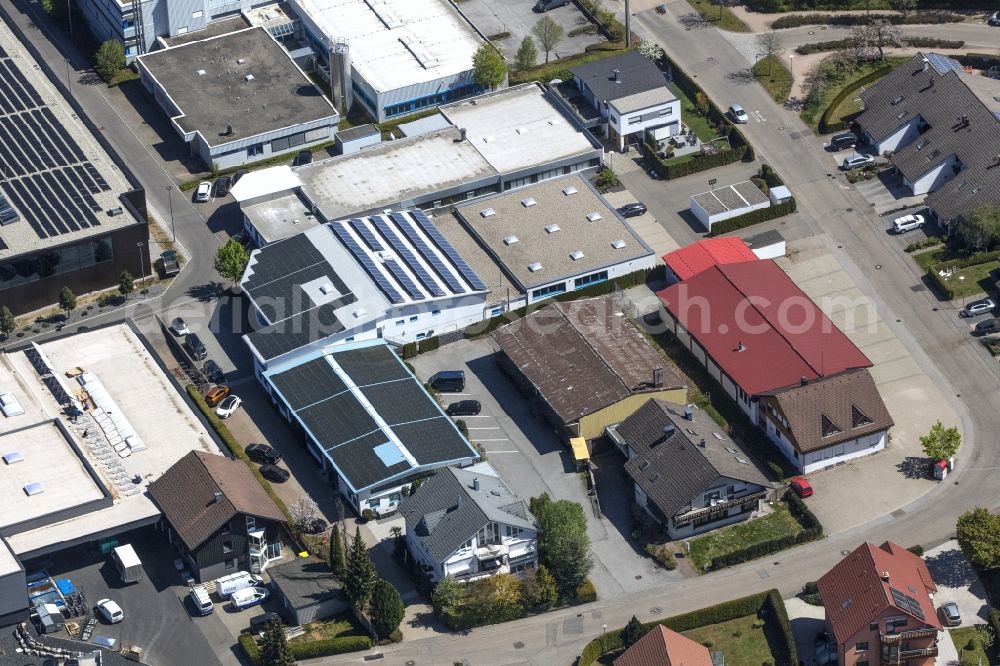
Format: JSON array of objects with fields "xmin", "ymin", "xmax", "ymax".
[
  {"xmin": 96, "ymin": 599, "xmax": 124, "ymax": 624},
  {"xmin": 728, "ymin": 104, "xmax": 749, "ymax": 124},
  {"xmin": 169, "ymin": 317, "xmax": 190, "ymax": 336},
  {"xmin": 215, "ymin": 394, "xmax": 242, "ymax": 419},
  {"xmin": 230, "ymin": 586, "xmax": 270, "ymax": 610},
  {"xmin": 194, "ymin": 181, "xmax": 212, "ymax": 203},
  {"xmin": 892, "ymin": 213, "xmax": 925, "ymax": 234}
]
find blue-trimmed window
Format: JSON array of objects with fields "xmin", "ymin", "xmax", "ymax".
[
  {"xmin": 531, "ymin": 282, "xmax": 567, "ymax": 300},
  {"xmin": 382, "ymin": 83, "xmax": 485, "ymax": 119},
  {"xmin": 575, "ymin": 271, "xmax": 608, "ymax": 290},
  {"xmin": 344, "ymin": 336, "xmax": 355, "ymax": 342},
  {"xmin": 247, "ymin": 143, "xmax": 264, "ymax": 157},
  {"xmin": 490, "ymin": 306, "xmax": 503, "ymax": 316}
]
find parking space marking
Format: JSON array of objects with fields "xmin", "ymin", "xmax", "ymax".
[{"xmin": 461, "ymin": 414, "xmax": 493, "ymax": 418}]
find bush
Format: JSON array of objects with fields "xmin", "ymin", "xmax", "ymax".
[
  {"xmin": 905, "ymin": 37, "xmax": 964, "ymax": 49},
  {"xmin": 802, "ymin": 581, "xmax": 819, "ymax": 595},
  {"xmin": 905, "ymin": 237, "xmax": 943, "ymax": 253},
  {"xmin": 795, "ymin": 37, "xmax": 962, "ymax": 55},
  {"xmin": 569, "ymin": 24, "xmax": 598, "ymax": 37},
  {"xmin": 417, "ymin": 336, "xmax": 440, "ymax": 354},
  {"xmin": 361, "ymin": 508, "xmax": 375, "ymax": 522},
  {"xmin": 710, "ymin": 199, "xmax": 796, "ymax": 236},
  {"xmin": 818, "ymin": 64, "xmax": 893, "ymax": 134},
  {"xmin": 290, "ymin": 636, "xmax": 372, "ymax": 659},
  {"xmin": 401, "ymin": 342, "xmax": 417, "ymax": 359},
  {"xmin": 645, "ymin": 544, "xmax": 678, "ymax": 570},
  {"xmin": 238, "ymin": 633, "xmax": 261, "ymax": 665},
  {"xmin": 906, "ymin": 544, "xmax": 924, "ymax": 556},
  {"xmin": 594, "ymin": 168, "xmax": 621, "ymax": 193},
  {"xmin": 487, "ymin": 31, "xmax": 511, "ymax": 41},
  {"xmin": 771, "ymin": 12, "xmax": 963, "ymax": 28},
  {"xmin": 575, "ymin": 579, "xmax": 598, "ymax": 603}
]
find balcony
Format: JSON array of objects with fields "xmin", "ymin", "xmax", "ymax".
[
  {"xmin": 881, "ymin": 643, "xmax": 938, "ymax": 664},
  {"xmin": 672, "ymin": 489, "xmax": 768, "ymax": 528},
  {"xmin": 881, "ymin": 628, "xmax": 938, "ymax": 644}
]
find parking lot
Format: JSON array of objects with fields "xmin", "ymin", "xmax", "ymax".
[{"xmin": 458, "ymin": 0, "xmax": 604, "ymax": 61}]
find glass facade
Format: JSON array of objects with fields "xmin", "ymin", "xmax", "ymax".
[
  {"xmin": 0, "ymin": 236, "xmax": 113, "ymax": 291},
  {"xmin": 383, "ymin": 83, "xmax": 484, "ymax": 119},
  {"xmin": 574, "ymin": 270, "xmax": 608, "ymax": 289},
  {"xmin": 531, "ymin": 282, "xmax": 566, "ymax": 300}
]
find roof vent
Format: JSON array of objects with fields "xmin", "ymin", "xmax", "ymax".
[
  {"xmin": 544, "ymin": 224, "xmax": 560, "ymax": 234},
  {"xmin": 891, "ymin": 95, "xmax": 904, "ymax": 105},
  {"xmin": 481, "ymin": 207, "xmax": 496, "ymax": 218},
  {"xmin": 211, "ymin": 491, "xmax": 223, "ymax": 504},
  {"xmin": 197, "ymin": 69, "xmax": 206, "ymax": 76},
  {"xmin": 881, "ymin": 571, "xmax": 890, "ymax": 582},
  {"xmin": 245, "ymin": 73, "xmax": 255, "ymax": 82},
  {"xmin": 24, "ymin": 482, "xmax": 44, "ymax": 496},
  {"xmin": 319, "ymin": 282, "xmax": 335, "ymax": 295},
  {"xmin": 569, "ymin": 250, "xmax": 585, "ymax": 261},
  {"xmin": 3, "ymin": 451, "xmax": 23, "ymax": 464},
  {"xmin": 503, "ymin": 234, "xmax": 519, "ymax": 246},
  {"xmin": 562, "ymin": 186, "xmax": 578, "ymax": 196},
  {"xmin": 473, "ymin": 477, "xmax": 480, "ymax": 491},
  {"xmin": 521, "ymin": 197, "xmax": 537, "ymax": 208},
  {"xmin": 611, "ymin": 239, "xmax": 626, "ymax": 249},
  {"xmin": 736, "ymin": 341, "xmax": 746, "ymax": 352},
  {"xmin": 237, "ymin": 58, "xmax": 246, "ymax": 64},
  {"xmin": 586, "ymin": 212, "xmax": 602, "ymax": 222},
  {"xmin": 684, "ymin": 404, "xmax": 694, "ymax": 421},
  {"xmin": 352, "ymin": 307, "xmax": 368, "ymax": 319},
  {"xmin": 528, "ymin": 262, "xmax": 543, "ymax": 273}
]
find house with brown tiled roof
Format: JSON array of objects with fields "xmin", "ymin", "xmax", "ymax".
[
  {"xmin": 613, "ymin": 625, "xmax": 714, "ymax": 666},
  {"xmin": 148, "ymin": 451, "xmax": 286, "ymax": 582},
  {"xmin": 817, "ymin": 541, "xmax": 942, "ymax": 666}
]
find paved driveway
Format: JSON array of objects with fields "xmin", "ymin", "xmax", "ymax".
[
  {"xmin": 923, "ymin": 540, "xmax": 991, "ymax": 628},
  {"xmin": 458, "ymin": 0, "xmax": 602, "ymax": 61}
]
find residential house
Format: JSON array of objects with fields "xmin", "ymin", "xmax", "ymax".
[
  {"xmin": 400, "ymin": 463, "xmax": 537, "ymax": 583},
  {"xmin": 148, "ymin": 451, "xmax": 286, "ymax": 582},
  {"xmin": 657, "ymin": 260, "xmax": 893, "ymax": 472},
  {"xmin": 614, "ymin": 624, "xmax": 714, "ymax": 666},
  {"xmin": 606, "ymin": 399, "xmax": 770, "ymax": 540},
  {"xmin": 818, "ymin": 541, "xmax": 942, "ymax": 665}
]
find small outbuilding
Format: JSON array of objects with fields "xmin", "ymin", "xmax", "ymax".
[
  {"xmin": 744, "ymin": 229, "xmax": 786, "ymax": 261},
  {"xmin": 335, "ymin": 125, "xmax": 380, "ymax": 155},
  {"xmin": 689, "ymin": 181, "xmax": 770, "ymax": 232},
  {"xmin": 768, "ymin": 185, "xmax": 792, "ymax": 205},
  {"xmin": 268, "ymin": 556, "xmax": 347, "ymax": 625}
]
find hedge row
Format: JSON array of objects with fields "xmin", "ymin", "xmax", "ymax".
[
  {"xmin": 707, "ymin": 494, "xmax": 823, "ymax": 570},
  {"xmin": 955, "ymin": 53, "xmax": 1000, "ymax": 71},
  {"xmin": 934, "ymin": 248, "xmax": 1000, "ymax": 271},
  {"xmin": 818, "ymin": 64, "xmax": 893, "ymax": 134},
  {"xmin": 771, "ymin": 12, "xmax": 963, "ymax": 28},
  {"xmin": 710, "ymin": 199, "xmax": 796, "ymax": 236},
  {"xmin": 238, "ymin": 633, "xmax": 372, "ymax": 664},
  {"xmin": 487, "ymin": 31, "xmax": 511, "ymax": 41},
  {"xmin": 644, "ymin": 141, "xmax": 748, "ymax": 180},
  {"xmin": 575, "ymin": 579, "xmax": 598, "ymax": 604},
  {"xmin": 579, "ymin": 589, "xmax": 796, "ymax": 666},
  {"xmin": 905, "ymin": 37, "xmax": 964, "ymax": 49},
  {"xmin": 238, "ymin": 634, "xmax": 260, "ymax": 665},
  {"xmin": 794, "ymin": 37, "xmax": 962, "ymax": 55}
]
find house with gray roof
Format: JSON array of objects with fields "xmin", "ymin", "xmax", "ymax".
[
  {"xmin": 400, "ymin": 463, "xmax": 537, "ymax": 583},
  {"xmin": 855, "ymin": 53, "xmax": 1000, "ymax": 224},
  {"xmin": 605, "ymin": 400, "xmax": 771, "ymax": 540}
]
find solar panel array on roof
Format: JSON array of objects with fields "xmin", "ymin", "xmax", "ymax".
[
  {"xmin": 410, "ymin": 209, "xmax": 488, "ymax": 291},
  {"xmin": 348, "ymin": 217, "xmax": 384, "ymax": 252},
  {"xmin": 390, "ymin": 211, "xmax": 468, "ymax": 294},
  {"xmin": 329, "ymin": 223, "xmax": 405, "ymax": 304},
  {"xmin": 0, "ymin": 194, "xmax": 17, "ymax": 225},
  {"xmin": 371, "ymin": 215, "xmax": 445, "ymax": 297},
  {"xmin": 925, "ymin": 52, "xmax": 962, "ymax": 75},
  {"xmin": 890, "ymin": 587, "xmax": 926, "ymax": 621}
]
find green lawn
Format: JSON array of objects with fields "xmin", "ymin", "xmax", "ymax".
[
  {"xmin": 681, "ymin": 615, "xmax": 774, "ymax": 664},
  {"xmin": 913, "ymin": 248, "xmax": 953, "ymax": 272},
  {"xmin": 685, "ymin": 0, "xmax": 751, "ymax": 32},
  {"xmin": 949, "ymin": 627, "xmax": 991, "ymax": 665},
  {"xmin": 290, "ymin": 614, "xmax": 359, "ymax": 643},
  {"xmin": 687, "ymin": 503, "xmax": 804, "ymax": 572},
  {"xmin": 801, "ymin": 57, "xmax": 905, "ymax": 132},
  {"xmin": 669, "ymin": 82, "xmax": 720, "ymax": 144},
  {"xmin": 940, "ymin": 261, "xmax": 1000, "ymax": 299},
  {"xmin": 753, "ymin": 56, "xmax": 792, "ymax": 104},
  {"xmin": 509, "ymin": 44, "xmax": 631, "ymax": 86}
]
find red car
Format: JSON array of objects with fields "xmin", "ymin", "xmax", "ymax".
[{"xmin": 790, "ymin": 477, "xmax": 813, "ymax": 498}]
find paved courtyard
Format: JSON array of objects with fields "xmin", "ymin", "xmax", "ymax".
[
  {"xmin": 923, "ymin": 540, "xmax": 991, "ymax": 628},
  {"xmin": 458, "ymin": 0, "xmax": 603, "ymax": 62}
]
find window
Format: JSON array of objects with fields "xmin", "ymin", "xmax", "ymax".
[
  {"xmin": 432, "ymin": 310, "xmax": 441, "ymax": 316},
  {"xmin": 247, "ymin": 143, "xmax": 264, "ymax": 157},
  {"xmin": 396, "ymin": 319, "xmax": 404, "ymax": 326},
  {"xmin": 628, "ymin": 116, "xmax": 642, "ymax": 125},
  {"xmin": 409, "ymin": 316, "xmax": 418, "ymax": 322},
  {"xmin": 658, "ymin": 108, "xmax": 673, "ymax": 116},
  {"xmin": 852, "ymin": 405, "xmax": 873, "ymax": 428},
  {"xmin": 476, "ymin": 522, "xmax": 501, "ymax": 545},
  {"xmin": 855, "ymin": 641, "xmax": 868, "ymax": 652},
  {"xmin": 416, "ymin": 333, "xmax": 426, "ymax": 340},
  {"xmin": 490, "ymin": 306, "xmax": 503, "ymax": 316},
  {"xmin": 821, "ymin": 414, "xmax": 842, "ymax": 437},
  {"xmin": 0, "ymin": 237, "xmax": 114, "ymax": 291},
  {"xmin": 531, "ymin": 282, "xmax": 567, "ymax": 300},
  {"xmin": 222, "ymin": 541, "xmax": 234, "ymax": 554},
  {"xmin": 457, "ymin": 538, "xmax": 473, "ymax": 554},
  {"xmin": 869, "ymin": 622, "xmax": 878, "ymax": 631},
  {"xmin": 504, "ymin": 525, "xmax": 523, "ymax": 539},
  {"xmin": 574, "ymin": 271, "xmax": 608, "ymax": 290},
  {"xmin": 344, "ymin": 336, "xmax": 354, "ymax": 342},
  {"xmin": 224, "ymin": 558, "xmax": 235, "ymax": 570},
  {"xmin": 192, "ymin": 9, "xmax": 203, "ymax": 18},
  {"xmin": 246, "ymin": 516, "xmax": 256, "ymax": 531}
]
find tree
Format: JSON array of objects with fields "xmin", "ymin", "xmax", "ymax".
[
  {"xmin": 529, "ymin": 494, "xmax": 593, "ymax": 598},
  {"xmin": 519, "ymin": 565, "xmax": 557, "ymax": 610},
  {"xmin": 118, "ymin": 270, "xmax": 134, "ymax": 299},
  {"xmin": 94, "ymin": 39, "xmax": 125, "ymax": 83},
  {"xmin": 369, "ymin": 579, "xmax": 405, "ymax": 640},
  {"xmin": 0, "ymin": 305, "xmax": 13, "ymax": 338},
  {"xmin": 620, "ymin": 615, "xmax": 645, "ymax": 648},
  {"xmin": 694, "ymin": 91, "xmax": 711, "ymax": 117},
  {"xmin": 58, "ymin": 287, "xmax": 77, "ymax": 320},
  {"xmin": 850, "ymin": 19, "xmax": 901, "ymax": 64},
  {"xmin": 956, "ymin": 507, "xmax": 1000, "ymax": 570},
  {"xmin": 431, "ymin": 576, "xmax": 464, "ymax": 615},
  {"xmin": 532, "ymin": 16, "xmax": 564, "ymax": 64},
  {"xmin": 954, "ymin": 204, "xmax": 1000, "ymax": 252},
  {"xmin": 328, "ymin": 523, "xmax": 346, "ymax": 579},
  {"xmin": 889, "ymin": 0, "xmax": 917, "ymax": 18},
  {"xmin": 515, "ymin": 36, "xmax": 537, "ymax": 71},
  {"xmin": 289, "ymin": 497, "xmax": 319, "ymax": 533},
  {"xmin": 755, "ymin": 31, "xmax": 783, "ymax": 76},
  {"xmin": 919, "ymin": 421, "xmax": 961, "ymax": 462},
  {"xmin": 343, "ymin": 526, "xmax": 377, "ymax": 611},
  {"xmin": 259, "ymin": 620, "xmax": 295, "ymax": 666},
  {"xmin": 472, "ymin": 43, "xmax": 507, "ymax": 91},
  {"xmin": 637, "ymin": 39, "xmax": 664, "ymax": 63},
  {"xmin": 214, "ymin": 238, "xmax": 250, "ymax": 285}
]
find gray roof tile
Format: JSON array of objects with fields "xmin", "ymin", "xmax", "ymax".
[{"xmin": 572, "ymin": 51, "xmax": 667, "ymax": 104}]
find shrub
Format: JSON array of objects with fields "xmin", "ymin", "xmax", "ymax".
[
  {"xmin": 401, "ymin": 342, "xmax": 417, "ymax": 359},
  {"xmin": 905, "ymin": 37, "xmax": 963, "ymax": 49},
  {"xmin": 238, "ymin": 634, "xmax": 261, "ymax": 665},
  {"xmin": 487, "ymin": 31, "xmax": 511, "ymax": 41},
  {"xmin": 361, "ymin": 508, "xmax": 375, "ymax": 522},
  {"xmin": 575, "ymin": 579, "xmax": 597, "ymax": 603},
  {"xmin": 417, "ymin": 336, "xmax": 440, "ymax": 354},
  {"xmin": 802, "ymin": 581, "xmax": 819, "ymax": 595},
  {"xmin": 906, "ymin": 544, "xmax": 924, "ymax": 556},
  {"xmin": 709, "ymin": 199, "xmax": 796, "ymax": 236},
  {"xmin": 795, "ymin": 37, "xmax": 962, "ymax": 55},
  {"xmin": 771, "ymin": 12, "xmax": 962, "ymax": 28},
  {"xmin": 290, "ymin": 636, "xmax": 372, "ymax": 659},
  {"xmin": 904, "ymin": 237, "xmax": 942, "ymax": 253},
  {"xmin": 594, "ymin": 168, "xmax": 621, "ymax": 193},
  {"xmin": 644, "ymin": 544, "xmax": 678, "ymax": 570},
  {"xmin": 568, "ymin": 25, "xmax": 598, "ymax": 37},
  {"xmin": 819, "ymin": 64, "xmax": 893, "ymax": 134}
]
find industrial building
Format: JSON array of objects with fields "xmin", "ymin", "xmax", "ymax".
[
  {"xmin": 136, "ymin": 26, "xmax": 339, "ymax": 170},
  {"xmin": 0, "ymin": 21, "xmax": 148, "ymax": 316}
]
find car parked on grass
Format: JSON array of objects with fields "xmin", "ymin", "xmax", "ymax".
[
  {"xmin": 230, "ymin": 586, "xmax": 270, "ymax": 611},
  {"xmin": 214, "ymin": 176, "xmax": 232, "ymax": 197},
  {"xmin": 618, "ymin": 202, "xmax": 648, "ymax": 218},
  {"xmin": 96, "ymin": 599, "xmax": 124, "ymax": 624},
  {"xmin": 728, "ymin": 104, "xmax": 748, "ymax": 124},
  {"xmin": 259, "ymin": 464, "xmax": 290, "ymax": 483},
  {"xmin": 205, "ymin": 385, "xmax": 230, "ymax": 407},
  {"xmin": 842, "ymin": 153, "xmax": 876, "ymax": 170},
  {"xmin": 215, "ymin": 394, "xmax": 242, "ymax": 418},
  {"xmin": 891, "ymin": 213, "xmax": 925, "ymax": 234},
  {"xmin": 961, "ymin": 298, "xmax": 995, "ymax": 318},
  {"xmin": 169, "ymin": 317, "xmax": 190, "ymax": 336},
  {"xmin": 446, "ymin": 400, "xmax": 481, "ymax": 416},
  {"xmin": 246, "ymin": 443, "xmax": 282, "ymax": 464},
  {"xmin": 940, "ymin": 601, "xmax": 961, "ymax": 626},
  {"xmin": 194, "ymin": 181, "xmax": 212, "ymax": 203},
  {"xmin": 790, "ymin": 477, "xmax": 813, "ymax": 498},
  {"xmin": 973, "ymin": 318, "xmax": 998, "ymax": 337}
]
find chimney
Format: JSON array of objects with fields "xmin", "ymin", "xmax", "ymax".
[
  {"xmin": 699, "ymin": 438, "xmax": 706, "ymax": 448},
  {"xmin": 800, "ymin": 376, "xmax": 808, "ymax": 386},
  {"xmin": 881, "ymin": 571, "xmax": 890, "ymax": 582},
  {"xmin": 922, "ymin": 57, "xmax": 929, "ymax": 72},
  {"xmin": 211, "ymin": 491, "xmax": 223, "ymax": 504},
  {"xmin": 225, "ymin": 123, "xmax": 233, "ymax": 136},
  {"xmin": 652, "ymin": 366, "xmax": 663, "ymax": 387},
  {"xmin": 662, "ymin": 423, "xmax": 675, "ymax": 438},
  {"xmin": 684, "ymin": 404, "xmax": 694, "ymax": 421},
  {"xmin": 612, "ymin": 68, "xmax": 621, "ymax": 83},
  {"xmin": 736, "ymin": 341, "xmax": 746, "ymax": 352},
  {"xmin": 459, "ymin": 127, "xmax": 467, "ymax": 142},
  {"xmin": 472, "ymin": 477, "xmax": 480, "ymax": 491}
]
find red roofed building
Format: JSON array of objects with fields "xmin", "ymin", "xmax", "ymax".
[
  {"xmin": 657, "ymin": 260, "xmax": 892, "ymax": 472},
  {"xmin": 614, "ymin": 625, "xmax": 714, "ymax": 666},
  {"xmin": 663, "ymin": 238, "xmax": 758, "ymax": 283},
  {"xmin": 817, "ymin": 541, "xmax": 941, "ymax": 665}
]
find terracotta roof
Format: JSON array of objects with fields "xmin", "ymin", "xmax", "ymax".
[
  {"xmin": 663, "ymin": 239, "xmax": 758, "ymax": 281},
  {"xmin": 614, "ymin": 625, "xmax": 713, "ymax": 666},
  {"xmin": 492, "ymin": 296, "xmax": 684, "ymax": 425},
  {"xmin": 656, "ymin": 261, "xmax": 872, "ymax": 395},
  {"xmin": 148, "ymin": 451, "xmax": 285, "ymax": 551},
  {"xmin": 761, "ymin": 369, "xmax": 893, "ymax": 454},
  {"xmin": 818, "ymin": 541, "xmax": 940, "ymax": 647}
]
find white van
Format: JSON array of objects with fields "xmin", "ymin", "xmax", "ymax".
[
  {"xmin": 188, "ymin": 586, "xmax": 214, "ymax": 616},
  {"xmin": 215, "ymin": 571, "xmax": 263, "ymax": 598}
]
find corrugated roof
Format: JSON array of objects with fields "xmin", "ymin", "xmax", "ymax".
[
  {"xmin": 492, "ymin": 296, "xmax": 684, "ymax": 425},
  {"xmin": 657, "ymin": 261, "xmax": 872, "ymax": 395},
  {"xmin": 613, "ymin": 624, "xmax": 713, "ymax": 666},
  {"xmin": 663, "ymin": 238, "xmax": 758, "ymax": 281},
  {"xmin": 818, "ymin": 541, "xmax": 940, "ymax": 648}
]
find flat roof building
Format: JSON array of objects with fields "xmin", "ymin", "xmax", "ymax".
[
  {"xmin": 0, "ymin": 21, "xmax": 148, "ymax": 315},
  {"xmin": 689, "ymin": 181, "xmax": 771, "ymax": 232},
  {"xmin": 136, "ymin": 27, "xmax": 339, "ymax": 170}
]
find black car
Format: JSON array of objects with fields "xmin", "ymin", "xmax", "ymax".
[
  {"xmin": 445, "ymin": 400, "xmax": 481, "ymax": 416},
  {"xmin": 202, "ymin": 359, "xmax": 224, "ymax": 383},
  {"xmin": 259, "ymin": 464, "xmax": 290, "ymax": 483},
  {"xmin": 233, "ymin": 169, "xmax": 248, "ymax": 184},
  {"xmin": 214, "ymin": 176, "xmax": 232, "ymax": 196},
  {"xmin": 246, "ymin": 443, "xmax": 282, "ymax": 464},
  {"xmin": 295, "ymin": 150, "xmax": 313, "ymax": 166},
  {"xmin": 249, "ymin": 612, "xmax": 283, "ymax": 634},
  {"xmin": 618, "ymin": 202, "xmax": 647, "ymax": 218},
  {"xmin": 301, "ymin": 518, "xmax": 328, "ymax": 534},
  {"xmin": 829, "ymin": 131, "xmax": 859, "ymax": 151},
  {"xmin": 184, "ymin": 334, "xmax": 207, "ymax": 361}
]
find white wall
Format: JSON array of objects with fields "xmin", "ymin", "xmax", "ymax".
[
  {"xmin": 801, "ymin": 430, "xmax": 886, "ymax": 474},
  {"xmin": 874, "ymin": 117, "xmax": 921, "ymax": 155},
  {"xmin": 525, "ymin": 253, "xmax": 657, "ymax": 304},
  {"xmin": 907, "ymin": 155, "xmax": 959, "ymax": 196},
  {"xmin": 751, "ymin": 241, "xmax": 786, "ymax": 261},
  {"xmin": 611, "ymin": 99, "xmax": 682, "ymax": 147}
]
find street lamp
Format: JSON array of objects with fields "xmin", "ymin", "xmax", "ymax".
[
  {"xmin": 789, "ymin": 54, "xmax": 794, "ymax": 77},
  {"xmin": 959, "ymin": 275, "xmax": 966, "ymax": 308},
  {"xmin": 601, "ymin": 624, "xmax": 607, "ymax": 655},
  {"xmin": 165, "ymin": 185, "xmax": 175, "ymax": 242},
  {"xmin": 136, "ymin": 241, "xmax": 145, "ymax": 286}
]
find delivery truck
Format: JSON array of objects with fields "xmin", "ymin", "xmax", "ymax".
[{"xmin": 112, "ymin": 545, "xmax": 143, "ymax": 584}]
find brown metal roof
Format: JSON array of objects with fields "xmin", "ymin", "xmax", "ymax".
[
  {"xmin": 148, "ymin": 451, "xmax": 285, "ymax": 551},
  {"xmin": 492, "ymin": 296, "xmax": 683, "ymax": 425},
  {"xmin": 614, "ymin": 625, "xmax": 713, "ymax": 666}
]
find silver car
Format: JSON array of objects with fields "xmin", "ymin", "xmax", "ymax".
[
  {"xmin": 940, "ymin": 601, "xmax": 961, "ymax": 626},
  {"xmin": 728, "ymin": 104, "xmax": 749, "ymax": 124},
  {"xmin": 962, "ymin": 298, "xmax": 995, "ymax": 318},
  {"xmin": 194, "ymin": 181, "xmax": 212, "ymax": 203},
  {"xmin": 842, "ymin": 153, "xmax": 876, "ymax": 170}
]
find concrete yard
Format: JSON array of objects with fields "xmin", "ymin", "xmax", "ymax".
[
  {"xmin": 923, "ymin": 540, "xmax": 991, "ymax": 628},
  {"xmin": 457, "ymin": 0, "xmax": 603, "ymax": 62}
]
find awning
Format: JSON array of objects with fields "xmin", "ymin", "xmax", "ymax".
[{"xmin": 570, "ymin": 437, "xmax": 589, "ymax": 462}]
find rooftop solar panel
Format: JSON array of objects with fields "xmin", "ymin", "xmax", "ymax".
[
  {"xmin": 330, "ymin": 223, "xmax": 405, "ymax": 304},
  {"xmin": 347, "ymin": 218, "xmax": 384, "ymax": 251},
  {"xmin": 270, "ymin": 355, "xmax": 349, "ymax": 409},
  {"xmin": 361, "ymin": 379, "xmax": 443, "ymax": 424},
  {"xmin": 371, "ymin": 215, "xmax": 444, "ymax": 297},
  {"xmin": 327, "ymin": 430, "xmax": 411, "ymax": 490},
  {"xmin": 333, "ymin": 344, "xmax": 410, "ymax": 385},
  {"xmin": 410, "ymin": 209, "xmax": 488, "ymax": 291},
  {"xmin": 391, "ymin": 211, "xmax": 467, "ymax": 294},
  {"xmin": 926, "ymin": 52, "xmax": 962, "ymax": 76},
  {"xmin": 382, "ymin": 257, "xmax": 426, "ymax": 300},
  {"xmin": 298, "ymin": 391, "xmax": 379, "ymax": 450}
]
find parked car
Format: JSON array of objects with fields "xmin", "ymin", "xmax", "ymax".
[
  {"xmin": 618, "ymin": 202, "xmax": 648, "ymax": 218},
  {"xmin": 446, "ymin": 400, "xmax": 482, "ymax": 416},
  {"xmin": 233, "ymin": 169, "xmax": 248, "ymax": 184},
  {"xmin": 973, "ymin": 318, "xmax": 998, "ymax": 336},
  {"xmin": 184, "ymin": 334, "xmax": 207, "ymax": 361},
  {"xmin": 961, "ymin": 298, "xmax": 995, "ymax": 318},
  {"xmin": 301, "ymin": 518, "xmax": 328, "ymax": 534},
  {"xmin": 203, "ymin": 360, "xmax": 225, "ymax": 384},
  {"xmin": 96, "ymin": 599, "xmax": 124, "ymax": 624},
  {"xmin": 790, "ymin": 477, "xmax": 814, "ymax": 498},
  {"xmin": 215, "ymin": 394, "xmax": 242, "ymax": 418},
  {"xmin": 214, "ymin": 176, "xmax": 232, "ymax": 197},
  {"xmin": 842, "ymin": 153, "xmax": 876, "ymax": 170},
  {"xmin": 429, "ymin": 370, "xmax": 465, "ymax": 392},
  {"xmin": 249, "ymin": 612, "xmax": 283, "ymax": 634},
  {"xmin": 989, "ymin": 10, "xmax": 1000, "ymax": 25},
  {"xmin": 728, "ymin": 104, "xmax": 749, "ymax": 124},
  {"xmin": 205, "ymin": 385, "xmax": 230, "ymax": 407},
  {"xmin": 830, "ymin": 132, "xmax": 859, "ymax": 151},
  {"xmin": 940, "ymin": 601, "xmax": 961, "ymax": 626},
  {"xmin": 891, "ymin": 213, "xmax": 925, "ymax": 234},
  {"xmin": 232, "ymin": 231, "xmax": 252, "ymax": 249},
  {"xmin": 194, "ymin": 181, "xmax": 212, "ymax": 203},
  {"xmin": 169, "ymin": 317, "xmax": 190, "ymax": 336},
  {"xmin": 246, "ymin": 443, "xmax": 282, "ymax": 464},
  {"xmin": 295, "ymin": 150, "xmax": 313, "ymax": 166},
  {"xmin": 534, "ymin": 0, "xmax": 570, "ymax": 11},
  {"xmin": 230, "ymin": 586, "xmax": 270, "ymax": 611},
  {"xmin": 259, "ymin": 464, "xmax": 290, "ymax": 483}
]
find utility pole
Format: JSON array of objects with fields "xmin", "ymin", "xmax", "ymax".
[
  {"xmin": 625, "ymin": 0, "xmax": 631, "ymax": 47},
  {"xmin": 165, "ymin": 185, "xmax": 175, "ymax": 241}
]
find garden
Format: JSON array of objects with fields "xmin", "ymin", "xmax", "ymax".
[
  {"xmin": 801, "ymin": 57, "xmax": 905, "ymax": 134},
  {"xmin": 918, "ymin": 204, "xmax": 1000, "ymax": 301}
]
